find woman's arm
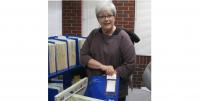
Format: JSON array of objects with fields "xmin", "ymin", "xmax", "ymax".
[
  {"xmin": 88, "ymin": 59, "xmax": 116, "ymax": 75},
  {"xmin": 115, "ymin": 31, "xmax": 136, "ymax": 80}
]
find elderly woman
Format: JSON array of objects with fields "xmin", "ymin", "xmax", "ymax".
[{"xmin": 80, "ymin": 2, "xmax": 136, "ymax": 101}]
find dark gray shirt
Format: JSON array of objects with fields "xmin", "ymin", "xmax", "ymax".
[{"xmin": 80, "ymin": 27, "xmax": 136, "ymax": 97}]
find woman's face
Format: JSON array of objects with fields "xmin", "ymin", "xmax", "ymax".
[{"xmin": 97, "ymin": 10, "xmax": 115, "ymax": 33}]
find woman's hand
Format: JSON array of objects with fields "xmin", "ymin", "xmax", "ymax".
[{"xmin": 101, "ymin": 65, "xmax": 116, "ymax": 75}]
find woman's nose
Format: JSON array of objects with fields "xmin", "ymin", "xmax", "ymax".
[{"xmin": 105, "ymin": 17, "xmax": 109, "ymax": 21}]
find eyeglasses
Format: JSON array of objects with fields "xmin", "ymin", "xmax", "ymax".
[{"xmin": 97, "ymin": 15, "xmax": 114, "ymax": 20}]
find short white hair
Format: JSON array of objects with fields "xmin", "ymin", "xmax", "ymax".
[{"xmin": 95, "ymin": 1, "xmax": 117, "ymax": 17}]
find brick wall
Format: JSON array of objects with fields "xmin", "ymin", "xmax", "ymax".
[
  {"xmin": 133, "ymin": 55, "xmax": 151, "ymax": 88},
  {"xmin": 62, "ymin": 0, "xmax": 81, "ymax": 35},
  {"xmin": 113, "ymin": 0, "xmax": 135, "ymax": 32}
]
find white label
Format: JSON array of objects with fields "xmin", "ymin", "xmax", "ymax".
[
  {"xmin": 107, "ymin": 74, "xmax": 116, "ymax": 80},
  {"xmin": 106, "ymin": 80, "xmax": 116, "ymax": 92}
]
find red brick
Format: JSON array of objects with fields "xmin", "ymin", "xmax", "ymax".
[
  {"xmin": 123, "ymin": 17, "xmax": 133, "ymax": 21},
  {"xmin": 128, "ymin": 21, "xmax": 134, "ymax": 25},
  {"xmin": 129, "ymin": 6, "xmax": 134, "ymax": 10},
  {"xmin": 129, "ymin": 13, "xmax": 134, "ymax": 17},
  {"xmin": 139, "ymin": 56, "xmax": 144, "ymax": 64},
  {"xmin": 124, "ymin": 24, "xmax": 132, "ymax": 28},
  {"xmin": 72, "ymin": 30, "xmax": 81, "ymax": 34},
  {"xmin": 124, "ymin": 1, "xmax": 134, "ymax": 6},
  {"xmin": 63, "ymin": 23, "xmax": 71, "ymax": 27},
  {"xmin": 114, "ymin": 2, "xmax": 123, "ymax": 6},
  {"xmin": 63, "ymin": 9, "xmax": 72, "ymax": 13},
  {"xmin": 117, "ymin": 6, "xmax": 128, "ymax": 10},
  {"xmin": 124, "ymin": 10, "xmax": 134, "ymax": 14},
  {"xmin": 71, "ymin": 23, "xmax": 80, "ymax": 27},
  {"xmin": 145, "ymin": 57, "xmax": 149, "ymax": 64},
  {"xmin": 115, "ymin": 17, "xmax": 123, "ymax": 21},
  {"xmin": 117, "ymin": 10, "xmax": 123, "ymax": 14},
  {"xmin": 65, "ymin": 13, "xmax": 76, "ymax": 16}
]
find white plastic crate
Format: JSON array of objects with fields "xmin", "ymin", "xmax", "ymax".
[{"xmin": 55, "ymin": 77, "xmax": 103, "ymax": 101}]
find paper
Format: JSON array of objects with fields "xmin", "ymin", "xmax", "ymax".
[
  {"xmin": 55, "ymin": 41, "xmax": 68, "ymax": 70},
  {"xmin": 107, "ymin": 74, "xmax": 116, "ymax": 80},
  {"xmin": 48, "ymin": 43, "xmax": 56, "ymax": 73},
  {"xmin": 106, "ymin": 80, "xmax": 116, "ymax": 92},
  {"xmin": 68, "ymin": 36, "xmax": 86, "ymax": 63},
  {"xmin": 56, "ymin": 37, "xmax": 77, "ymax": 67},
  {"xmin": 48, "ymin": 40, "xmax": 68, "ymax": 70},
  {"xmin": 67, "ymin": 39, "xmax": 76, "ymax": 67}
]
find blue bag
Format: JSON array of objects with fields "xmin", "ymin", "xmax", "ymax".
[{"xmin": 84, "ymin": 75, "xmax": 120, "ymax": 101}]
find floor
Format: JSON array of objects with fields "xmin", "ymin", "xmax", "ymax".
[{"xmin": 126, "ymin": 87, "xmax": 151, "ymax": 101}]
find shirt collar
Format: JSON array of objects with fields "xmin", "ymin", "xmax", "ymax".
[{"xmin": 98, "ymin": 27, "xmax": 121, "ymax": 35}]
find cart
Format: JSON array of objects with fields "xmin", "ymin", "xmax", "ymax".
[{"xmin": 55, "ymin": 75, "xmax": 119, "ymax": 101}]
